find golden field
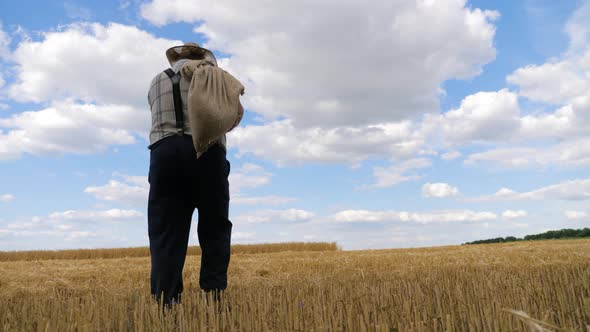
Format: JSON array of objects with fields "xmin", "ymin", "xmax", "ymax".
[{"xmin": 0, "ymin": 240, "xmax": 589, "ymax": 331}]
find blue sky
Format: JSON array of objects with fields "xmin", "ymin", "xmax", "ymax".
[{"xmin": 0, "ymin": 0, "xmax": 589, "ymax": 251}]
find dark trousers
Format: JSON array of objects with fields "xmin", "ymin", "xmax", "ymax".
[{"xmin": 148, "ymin": 135, "xmax": 232, "ymax": 305}]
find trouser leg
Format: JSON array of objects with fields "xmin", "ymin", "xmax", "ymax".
[
  {"xmin": 198, "ymin": 208, "xmax": 232, "ymax": 291},
  {"xmin": 195, "ymin": 144, "xmax": 233, "ymax": 291},
  {"xmin": 148, "ymin": 198, "xmax": 193, "ymax": 305},
  {"xmin": 148, "ymin": 137, "xmax": 195, "ymax": 306}
]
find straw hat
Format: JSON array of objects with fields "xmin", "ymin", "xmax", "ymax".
[{"xmin": 165, "ymin": 42, "xmax": 217, "ymax": 66}]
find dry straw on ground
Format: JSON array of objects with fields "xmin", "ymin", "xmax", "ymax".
[{"xmin": 1, "ymin": 239, "xmax": 589, "ymax": 331}]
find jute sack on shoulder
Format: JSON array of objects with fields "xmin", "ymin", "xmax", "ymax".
[{"xmin": 181, "ymin": 59, "xmax": 245, "ymax": 158}]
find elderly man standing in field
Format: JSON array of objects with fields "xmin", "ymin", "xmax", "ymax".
[{"xmin": 146, "ymin": 42, "xmax": 238, "ymax": 309}]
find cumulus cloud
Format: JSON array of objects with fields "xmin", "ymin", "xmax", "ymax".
[
  {"xmin": 225, "ymin": 163, "xmax": 296, "ymax": 206},
  {"xmin": 229, "ymin": 163, "xmax": 272, "ymax": 192},
  {"xmin": 84, "ymin": 173, "xmax": 148, "ymax": 206},
  {"xmin": 441, "ymin": 151, "xmax": 461, "ymax": 161},
  {"xmin": 471, "ymin": 179, "xmax": 590, "ymax": 202},
  {"xmin": 331, "ymin": 209, "xmax": 497, "ymax": 224},
  {"xmin": 233, "ymin": 208, "xmax": 315, "ymax": 225},
  {"xmin": 0, "ymin": 208, "xmax": 142, "ymax": 244},
  {"xmin": 8, "ymin": 22, "xmax": 176, "ymax": 107},
  {"xmin": 564, "ymin": 0, "xmax": 590, "ymax": 54},
  {"xmin": 432, "ymin": 2, "xmax": 590, "ymax": 170},
  {"xmin": 422, "ymin": 182, "xmax": 459, "ymax": 198},
  {"xmin": 229, "ymin": 85, "xmax": 587, "ymax": 167},
  {"xmin": 0, "ymin": 22, "xmax": 183, "ymax": 159},
  {"xmin": 0, "ymin": 21, "xmax": 10, "ymax": 91},
  {"xmin": 422, "ymin": 87, "xmax": 587, "ymax": 148},
  {"xmin": 142, "ymin": 0, "xmax": 504, "ymax": 168},
  {"xmin": 363, "ymin": 158, "xmax": 431, "ymax": 189},
  {"xmin": 48, "ymin": 208, "xmax": 143, "ymax": 221},
  {"xmin": 229, "ymin": 120, "xmax": 425, "ymax": 165},
  {"xmin": 508, "ymin": 59, "xmax": 589, "ymax": 105},
  {"xmin": 0, "ymin": 100, "xmax": 147, "ymax": 160},
  {"xmin": 0, "ymin": 227, "xmax": 98, "ymax": 240},
  {"xmin": 501, "ymin": 210, "xmax": 527, "ymax": 219},
  {"xmin": 84, "ymin": 167, "xmax": 296, "ymax": 208},
  {"xmin": 565, "ymin": 210, "xmax": 588, "ymax": 220},
  {"xmin": 142, "ymin": 0, "xmax": 497, "ymax": 129},
  {"xmin": 465, "ymin": 138, "xmax": 590, "ymax": 168},
  {"xmin": 231, "ymin": 232, "xmax": 255, "ymax": 240},
  {"xmin": 506, "ymin": 2, "xmax": 590, "ymax": 127},
  {"xmin": 0, "ymin": 21, "xmax": 10, "ymax": 60},
  {"xmin": 0, "ymin": 194, "xmax": 15, "ymax": 202},
  {"xmin": 423, "ymin": 89, "xmax": 521, "ymax": 145},
  {"xmin": 232, "ymin": 195, "xmax": 297, "ymax": 206}
]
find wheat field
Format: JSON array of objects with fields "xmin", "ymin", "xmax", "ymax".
[{"xmin": 0, "ymin": 240, "xmax": 589, "ymax": 331}]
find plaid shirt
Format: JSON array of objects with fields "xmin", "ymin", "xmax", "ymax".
[{"xmin": 147, "ymin": 59, "xmax": 226, "ymax": 149}]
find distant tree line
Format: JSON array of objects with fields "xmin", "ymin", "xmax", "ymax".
[{"xmin": 463, "ymin": 228, "xmax": 590, "ymax": 245}]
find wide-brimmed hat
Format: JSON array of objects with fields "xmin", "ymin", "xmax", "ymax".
[{"xmin": 165, "ymin": 42, "xmax": 217, "ymax": 66}]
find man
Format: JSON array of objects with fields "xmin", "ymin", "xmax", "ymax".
[{"xmin": 147, "ymin": 42, "xmax": 233, "ymax": 308}]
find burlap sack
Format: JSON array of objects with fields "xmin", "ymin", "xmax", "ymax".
[{"xmin": 181, "ymin": 60, "xmax": 245, "ymax": 158}]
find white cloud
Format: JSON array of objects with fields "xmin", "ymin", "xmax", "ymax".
[
  {"xmin": 363, "ymin": 158, "xmax": 431, "ymax": 189},
  {"xmin": 55, "ymin": 224, "xmax": 74, "ymax": 231},
  {"xmin": 422, "ymin": 182, "xmax": 459, "ymax": 198},
  {"xmin": 232, "ymin": 195, "xmax": 296, "ymax": 206},
  {"xmin": 506, "ymin": 2, "xmax": 590, "ymax": 123},
  {"xmin": 471, "ymin": 179, "xmax": 590, "ymax": 202},
  {"xmin": 465, "ymin": 138, "xmax": 590, "ymax": 168},
  {"xmin": 0, "ymin": 100, "xmax": 148, "ymax": 160},
  {"xmin": 501, "ymin": 210, "xmax": 527, "ymax": 219},
  {"xmin": 8, "ymin": 22, "xmax": 176, "ymax": 107},
  {"xmin": 0, "ymin": 227, "xmax": 98, "ymax": 241},
  {"xmin": 423, "ymin": 88, "xmax": 589, "ymax": 152},
  {"xmin": 424, "ymin": 2, "xmax": 590, "ymax": 169},
  {"xmin": 508, "ymin": 59, "xmax": 589, "ymax": 105},
  {"xmin": 142, "ymin": 0, "xmax": 497, "ymax": 128},
  {"xmin": 48, "ymin": 208, "xmax": 143, "ymax": 221},
  {"xmin": 229, "ymin": 163, "xmax": 272, "ymax": 192},
  {"xmin": 565, "ymin": 210, "xmax": 588, "ymax": 220},
  {"xmin": 232, "ymin": 232, "xmax": 255, "ymax": 240},
  {"xmin": 0, "ymin": 21, "xmax": 10, "ymax": 91},
  {"xmin": 517, "ymin": 104, "xmax": 586, "ymax": 140},
  {"xmin": 202, "ymin": 163, "xmax": 296, "ymax": 206},
  {"xmin": 89, "ymin": 163, "xmax": 294, "ymax": 208},
  {"xmin": 423, "ymin": 89, "xmax": 521, "ymax": 145},
  {"xmin": 449, "ymin": 0, "xmax": 590, "ymax": 172},
  {"xmin": 0, "ymin": 208, "xmax": 142, "ymax": 244},
  {"xmin": 230, "ymin": 120, "xmax": 424, "ymax": 165},
  {"xmin": 441, "ymin": 151, "xmax": 461, "ymax": 161},
  {"xmin": 331, "ymin": 209, "xmax": 497, "ymax": 224},
  {"xmin": 0, "ymin": 194, "xmax": 15, "ymax": 202},
  {"xmin": 233, "ymin": 208, "xmax": 314, "ymax": 225},
  {"xmin": 564, "ymin": 1, "xmax": 590, "ymax": 54},
  {"xmin": 85, "ymin": 173, "xmax": 148, "ymax": 206},
  {"xmin": 67, "ymin": 231, "xmax": 97, "ymax": 239},
  {"xmin": 0, "ymin": 21, "xmax": 10, "ymax": 60},
  {"xmin": 0, "ymin": 23, "xmax": 184, "ymax": 160}
]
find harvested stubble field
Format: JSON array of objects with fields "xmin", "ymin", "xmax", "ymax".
[{"xmin": 0, "ymin": 240, "xmax": 589, "ymax": 331}]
